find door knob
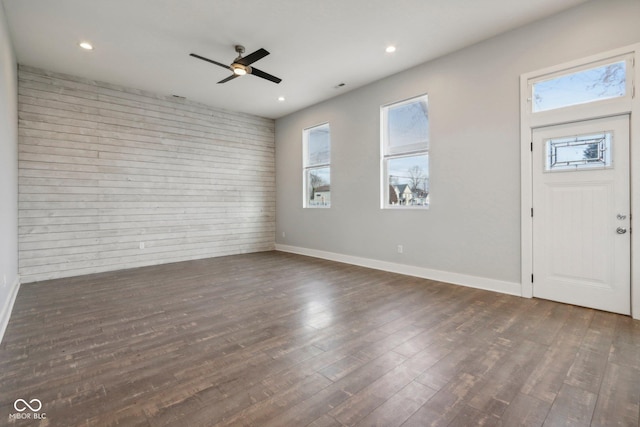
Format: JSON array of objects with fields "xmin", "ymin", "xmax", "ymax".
[{"xmin": 617, "ymin": 227, "xmax": 627, "ymax": 234}]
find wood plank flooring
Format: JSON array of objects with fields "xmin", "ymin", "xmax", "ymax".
[{"xmin": 1, "ymin": 251, "xmax": 639, "ymax": 426}]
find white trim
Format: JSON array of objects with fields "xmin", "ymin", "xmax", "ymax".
[
  {"xmin": 631, "ymin": 48, "xmax": 640, "ymax": 320},
  {"xmin": 380, "ymin": 94, "xmax": 430, "ymax": 209},
  {"xmin": 0, "ymin": 277, "xmax": 20, "ymax": 344},
  {"xmin": 520, "ymin": 82, "xmax": 534, "ymax": 298},
  {"xmin": 275, "ymin": 244, "xmax": 521, "ymax": 296},
  {"xmin": 303, "ymin": 122, "xmax": 331, "ymax": 209},
  {"xmin": 521, "ymin": 43, "xmax": 640, "ymax": 318}
]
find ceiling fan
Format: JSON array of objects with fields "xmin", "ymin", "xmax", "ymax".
[{"xmin": 190, "ymin": 45, "xmax": 282, "ymax": 84}]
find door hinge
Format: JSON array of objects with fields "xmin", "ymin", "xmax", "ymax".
[
  {"xmin": 531, "ymin": 207, "xmax": 533, "ymax": 217},
  {"xmin": 531, "ymin": 274, "xmax": 534, "ymax": 283},
  {"xmin": 530, "ymin": 142, "xmax": 533, "ymax": 152}
]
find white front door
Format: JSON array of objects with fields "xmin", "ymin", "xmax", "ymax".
[{"xmin": 532, "ymin": 115, "xmax": 630, "ymax": 315}]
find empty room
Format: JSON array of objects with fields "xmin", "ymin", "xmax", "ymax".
[{"xmin": 1, "ymin": 0, "xmax": 640, "ymax": 425}]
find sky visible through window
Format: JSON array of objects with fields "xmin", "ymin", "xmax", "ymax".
[
  {"xmin": 387, "ymin": 99, "xmax": 429, "ymax": 193},
  {"xmin": 308, "ymin": 167, "xmax": 330, "ymax": 185},
  {"xmin": 307, "ymin": 125, "xmax": 330, "ymax": 165},
  {"xmin": 533, "ymin": 61, "xmax": 626, "ymax": 112},
  {"xmin": 388, "ymin": 155, "xmax": 429, "ymax": 188},
  {"xmin": 388, "ymin": 100, "xmax": 429, "ymax": 147}
]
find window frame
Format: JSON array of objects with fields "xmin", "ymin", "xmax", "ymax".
[
  {"xmin": 380, "ymin": 94, "xmax": 430, "ymax": 209},
  {"xmin": 528, "ymin": 54, "xmax": 634, "ymax": 116},
  {"xmin": 519, "ymin": 43, "xmax": 639, "ymax": 306},
  {"xmin": 302, "ymin": 122, "xmax": 331, "ymax": 208}
]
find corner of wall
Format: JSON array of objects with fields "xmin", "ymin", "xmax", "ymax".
[
  {"xmin": 0, "ymin": 277, "xmax": 20, "ymax": 343},
  {"xmin": 0, "ymin": 0, "xmax": 20, "ymax": 343}
]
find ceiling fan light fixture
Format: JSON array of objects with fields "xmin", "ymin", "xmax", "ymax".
[{"xmin": 232, "ymin": 64, "xmax": 248, "ymax": 76}]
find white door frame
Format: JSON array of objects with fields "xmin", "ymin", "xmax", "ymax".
[{"xmin": 520, "ymin": 43, "xmax": 640, "ymax": 318}]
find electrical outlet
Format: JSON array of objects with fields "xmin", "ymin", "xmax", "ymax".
[
  {"xmin": 397, "ymin": 245, "xmax": 403, "ymax": 254},
  {"xmin": 282, "ymin": 232, "xmax": 286, "ymax": 238},
  {"xmin": 139, "ymin": 242, "xmax": 145, "ymax": 249}
]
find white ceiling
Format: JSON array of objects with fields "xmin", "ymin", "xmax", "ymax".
[{"xmin": 2, "ymin": 0, "xmax": 590, "ymax": 119}]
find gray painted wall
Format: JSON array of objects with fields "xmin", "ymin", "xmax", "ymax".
[
  {"xmin": 18, "ymin": 66, "xmax": 275, "ymax": 283},
  {"xmin": 275, "ymin": 0, "xmax": 640, "ymax": 285},
  {"xmin": 0, "ymin": 2, "xmax": 18, "ymax": 335}
]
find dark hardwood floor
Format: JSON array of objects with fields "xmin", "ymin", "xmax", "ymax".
[{"xmin": 1, "ymin": 251, "xmax": 639, "ymax": 426}]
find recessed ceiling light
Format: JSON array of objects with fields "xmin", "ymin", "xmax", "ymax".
[
  {"xmin": 79, "ymin": 42, "xmax": 93, "ymax": 50},
  {"xmin": 385, "ymin": 46, "xmax": 396, "ymax": 53},
  {"xmin": 277, "ymin": 96, "xmax": 285, "ymax": 102}
]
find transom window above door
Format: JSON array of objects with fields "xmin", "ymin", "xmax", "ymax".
[{"xmin": 530, "ymin": 55, "xmax": 633, "ymax": 113}]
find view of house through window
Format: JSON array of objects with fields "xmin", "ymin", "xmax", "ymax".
[
  {"xmin": 303, "ymin": 123, "xmax": 331, "ymax": 207},
  {"xmin": 382, "ymin": 95, "xmax": 429, "ymax": 208}
]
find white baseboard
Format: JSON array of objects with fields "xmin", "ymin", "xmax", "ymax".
[
  {"xmin": 275, "ymin": 244, "xmax": 522, "ymax": 296},
  {"xmin": 0, "ymin": 277, "xmax": 20, "ymax": 344}
]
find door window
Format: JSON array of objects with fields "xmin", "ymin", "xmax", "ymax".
[{"xmin": 544, "ymin": 131, "xmax": 612, "ymax": 172}]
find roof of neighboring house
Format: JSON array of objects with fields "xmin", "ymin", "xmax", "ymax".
[{"xmin": 393, "ymin": 184, "xmax": 412, "ymax": 194}]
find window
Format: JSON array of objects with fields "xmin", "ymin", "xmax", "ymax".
[
  {"xmin": 545, "ymin": 131, "xmax": 612, "ymax": 172},
  {"xmin": 532, "ymin": 57, "xmax": 629, "ymax": 113},
  {"xmin": 381, "ymin": 95, "xmax": 429, "ymax": 208},
  {"xmin": 303, "ymin": 123, "xmax": 331, "ymax": 207}
]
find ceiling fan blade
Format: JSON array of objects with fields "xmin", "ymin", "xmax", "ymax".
[
  {"xmin": 190, "ymin": 53, "xmax": 230, "ymax": 71},
  {"xmin": 236, "ymin": 48, "xmax": 269, "ymax": 66},
  {"xmin": 250, "ymin": 67, "xmax": 282, "ymax": 84},
  {"xmin": 218, "ymin": 74, "xmax": 240, "ymax": 84}
]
